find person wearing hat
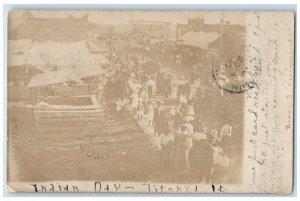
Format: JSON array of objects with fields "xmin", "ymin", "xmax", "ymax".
[
  {"xmin": 115, "ymin": 98, "xmax": 126, "ymax": 120},
  {"xmin": 189, "ymin": 132, "xmax": 214, "ymax": 183},
  {"xmin": 210, "ymin": 129, "xmax": 222, "ymax": 146},
  {"xmin": 182, "ymin": 101, "xmax": 195, "ymax": 123},
  {"xmin": 179, "ymin": 94, "xmax": 187, "ymax": 106},
  {"xmin": 173, "ymin": 125, "xmax": 189, "ymax": 177},
  {"xmin": 160, "ymin": 128, "xmax": 176, "ymax": 175},
  {"xmin": 96, "ymin": 79, "xmax": 105, "ymax": 104},
  {"xmin": 188, "ymin": 78, "xmax": 200, "ymax": 100},
  {"xmin": 130, "ymin": 92, "xmax": 139, "ymax": 111},
  {"xmin": 211, "ymin": 146, "xmax": 230, "ymax": 183},
  {"xmin": 169, "ymin": 78, "xmax": 179, "ymax": 99},
  {"xmin": 182, "ymin": 121, "xmax": 194, "ymax": 171},
  {"xmin": 169, "ymin": 106, "xmax": 176, "ymax": 129},
  {"xmin": 146, "ymin": 77, "xmax": 156, "ymax": 99},
  {"xmin": 144, "ymin": 102, "xmax": 154, "ymax": 127},
  {"xmin": 136, "ymin": 100, "xmax": 144, "ymax": 121},
  {"xmin": 153, "ymin": 101, "xmax": 164, "ymax": 136},
  {"xmin": 173, "ymin": 106, "xmax": 184, "ymax": 130}
]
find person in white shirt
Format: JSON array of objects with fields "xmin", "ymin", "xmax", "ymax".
[
  {"xmin": 211, "ymin": 146, "xmax": 230, "ymax": 183},
  {"xmin": 145, "ymin": 102, "xmax": 154, "ymax": 127},
  {"xmin": 182, "ymin": 122, "xmax": 194, "ymax": 171},
  {"xmin": 179, "ymin": 94, "xmax": 187, "ymax": 105},
  {"xmin": 169, "ymin": 106, "xmax": 176, "ymax": 129},
  {"xmin": 131, "ymin": 93, "xmax": 139, "ymax": 111},
  {"xmin": 188, "ymin": 78, "xmax": 200, "ymax": 100},
  {"xmin": 183, "ymin": 102, "xmax": 195, "ymax": 122},
  {"xmin": 146, "ymin": 78, "xmax": 156, "ymax": 99},
  {"xmin": 115, "ymin": 98, "xmax": 123, "ymax": 112},
  {"xmin": 115, "ymin": 98, "xmax": 126, "ymax": 120},
  {"xmin": 169, "ymin": 79, "xmax": 179, "ymax": 99},
  {"xmin": 136, "ymin": 101, "xmax": 144, "ymax": 121}
]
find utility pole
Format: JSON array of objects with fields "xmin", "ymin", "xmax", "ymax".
[
  {"xmin": 217, "ymin": 12, "xmax": 225, "ymax": 63},
  {"xmin": 220, "ymin": 13, "xmax": 225, "ymax": 52}
]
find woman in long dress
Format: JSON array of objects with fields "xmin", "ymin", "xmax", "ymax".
[
  {"xmin": 189, "ymin": 138, "xmax": 214, "ymax": 183},
  {"xmin": 173, "ymin": 129, "xmax": 187, "ymax": 178},
  {"xmin": 170, "ymin": 81, "xmax": 178, "ymax": 99},
  {"xmin": 145, "ymin": 103, "xmax": 154, "ymax": 127},
  {"xmin": 139, "ymin": 87, "xmax": 148, "ymax": 100},
  {"xmin": 169, "ymin": 106, "xmax": 176, "ymax": 129},
  {"xmin": 136, "ymin": 101, "xmax": 144, "ymax": 121},
  {"xmin": 182, "ymin": 122, "xmax": 194, "ymax": 171},
  {"xmin": 161, "ymin": 129, "xmax": 176, "ymax": 178},
  {"xmin": 115, "ymin": 98, "xmax": 126, "ymax": 120},
  {"xmin": 211, "ymin": 146, "xmax": 230, "ymax": 183},
  {"xmin": 131, "ymin": 93, "xmax": 139, "ymax": 110},
  {"xmin": 188, "ymin": 79, "xmax": 200, "ymax": 100}
]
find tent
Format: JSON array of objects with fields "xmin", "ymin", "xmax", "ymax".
[
  {"xmin": 27, "ymin": 64, "xmax": 105, "ymax": 88},
  {"xmin": 8, "ymin": 54, "xmax": 44, "ymax": 67},
  {"xmin": 22, "ymin": 40, "xmax": 110, "ymax": 68},
  {"xmin": 25, "ymin": 40, "xmax": 90, "ymax": 54},
  {"xmin": 8, "ymin": 39, "xmax": 33, "ymax": 54},
  {"xmin": 7, "ymin": 54, "xmax": 49, "ymax": 75},
  {"xmin": 177, "ymin": 31, "xmax": 220, "ymax": 49}
]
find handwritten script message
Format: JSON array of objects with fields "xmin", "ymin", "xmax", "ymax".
[{"xmin": 244, "ymin": 11, "xmax": 293, "ymax": 193}]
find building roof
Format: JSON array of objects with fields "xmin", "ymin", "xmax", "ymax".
[
  {"xmin": 177, "ymin": 31, "xmax": 220, "ymax": 49},
  {"xmin": 27, "ymin": 64, "xmax": 105, "ymax": 87},
  {"xmin": 8, "ymin": 39, "xmax": 33, "ymax": 54},
  {"xmin": 8, "ymin": 40, "xmax": 110, "ymax": 72},
  {"xmin": 130, "ymin": 20, "xmax": 170, "ymax": 25},
  {"xmin": 25, "ymin": 40, "xmax": 90, "ymax": 54},
  {"xmin": 8, "ymin": 54, "xmax": 45, "ymax": 68},
  {"xmin": 24, "ymin": 40, "xmax": 110, "ymax": 66}
]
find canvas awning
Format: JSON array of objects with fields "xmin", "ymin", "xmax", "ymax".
[
  {"xmin": 8, "ymin": 39, "xmax": 33, "ymax": 54},
  {"xmin": 177, "ymin": 31, "xmax": 220, "ymax": 49},
  {"xmin": 22, "ymin": 40, "xmax": 110, "ymax": 67},
  {"xmin": 8, "ymin": 54, "xmax": 45, "ymax": 67},
  {"xmin": 27, "ymin": 64, "xmax": 105, "ymax": 87}
]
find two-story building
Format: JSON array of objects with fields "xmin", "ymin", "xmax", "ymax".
[{"xmin": 130, "ymin": 20, "xmax": 175, "ymax": 39}]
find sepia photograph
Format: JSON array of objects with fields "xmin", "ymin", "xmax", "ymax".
[{"xmin": 6, "ymin": 10, "xmax": 294, "ymax": 193}]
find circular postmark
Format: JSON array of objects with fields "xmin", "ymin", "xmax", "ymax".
[{"xmin": 212, "ymin": 56, "xmax": 257, "ymax": 93}]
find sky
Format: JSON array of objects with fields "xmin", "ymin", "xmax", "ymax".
[{"xmin": 8, "ymin": 10, "xmax": 246, "ymax": 30}]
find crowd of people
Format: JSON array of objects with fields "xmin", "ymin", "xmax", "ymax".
[{"xmin": 91, "ymin": 33, "xmax": 237, "ymax": 183}]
